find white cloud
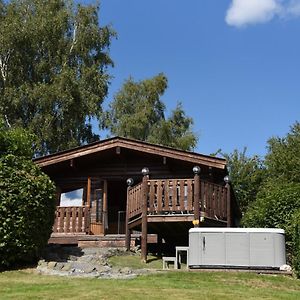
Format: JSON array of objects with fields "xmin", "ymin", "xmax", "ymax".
[{"xmin": 226, "ymin": 0, "xmax": 282, "ymax": 27}]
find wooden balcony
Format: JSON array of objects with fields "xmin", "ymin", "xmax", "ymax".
[{"xmin": 127, "ymin": 178, "xmax": 229, "ymax": 226}]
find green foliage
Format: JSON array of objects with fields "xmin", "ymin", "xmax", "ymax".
[
  {"xmin": 242, "ymin": 182, "xmax": 300, "ymax": 231},
  {"xmin": 0, "ymin": 155, "xmax": 56, "ymax": 268},
  {"xmin": 0, "ymin": 0, "xmax": 115, "ymax": 155},
  {"xmin": 106, "ymin": 73, "xmax": 167, "ymax": 140},
  {"xmin": 265, "ymin": 122, "xmax": 300, "ymax": 182},
  {"xmin": 106, "ymin": 74, "xmax": 197, "ymax": 151},
  {"xmin": 289, "ymin": 210, "xmax": 300, "ymax": 278},
  {"xmin": 220, "ymin": 148, "xmax": 265, "ymax": 214},
  {"xmin": 147, "ymin": 103, "xmax": 198, "ymax": 151},
  {"xmin": 240, "ymin": 122, "xmax": 300, "ymax": 275},
  {"xmin": 0, "ymin": 123, "xmax": 55, "ymax": 268},
  {"xmin": 0, "ymin": 119, "xmax": 35, "ymax": 158}
]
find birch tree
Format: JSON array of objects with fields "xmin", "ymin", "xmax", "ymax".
[{"xmin": 0, "ymin": 0, "xmax": 115, "ymax": 155}]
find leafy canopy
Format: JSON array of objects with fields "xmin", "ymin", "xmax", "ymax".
[
  {"xmin": 106, "ymin": 73, "xmax": 198, "ymax": 151},
  {"xmin": 242, "ymin": 122, "xmax": 300, "ymax": 270},
  {"xmin": 220, "ymin": 148, "xmax": 265, "ymax": 214},
  {"xmin": 0, "ymin": 0, "xmax": 115, "ymax": 155}
]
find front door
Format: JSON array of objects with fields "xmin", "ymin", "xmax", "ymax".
[
  {"xmin": 89, "ymin": 178, "xmax": 107, "ymax": 235},
  {"xmin": 106, "ymin": 180, "xmax": 127, "ymax": 234}
]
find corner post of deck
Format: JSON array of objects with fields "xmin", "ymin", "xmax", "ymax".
[
  {"xmin": 193, "ymin": 166, "xmax": 201, "ymax": 228},
  {"xmin": 224, "ymin": 175, "xmax": 231, "ymax": 227},
  {"xmin": 141, "ymin": 167, "xmax": 149, "ymax": 262},
  {"xmin": 125, "ymin": 178, "xmax": 134, "ymax": 251}
]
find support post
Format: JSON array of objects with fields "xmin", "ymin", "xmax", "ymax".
[
  {"xmin": 193, "ymin": 166, "xmax": 201, "ymax": 228},
  {"xmin": 224, "ymin": 175, "xmax": 231, "ymax": 227},
  {"xmin": 141, "ymin": 167, "xmax": 149, "ymax": 262},
  {"xmin": 125, "ymin": 178, "xmax": 134, "ymax": 251},
  {"xmin": 87, "ymin": 176, "xmax": 91, "ymax": 208},
  {"xmin": 103, "ymin": 180, "xmax": 108, "ymax": 233},
  {"xmin": 157, "ymin": 233, "xmax": 162, "ymax": 258}
]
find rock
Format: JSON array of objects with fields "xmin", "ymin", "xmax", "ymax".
[
  {"xmin": 120, "ymin": 267, "xmax": 132, "ymax": 274},
  {"xmin": 95, "ymin": 265, "xmax": 111, "ymax": 273},
  {"xmin": 54, "ymin": 262, "xmax": 64, "ymax": 271},
  {"xmin": 36, "ymin": 246, "xmax": 157, "ymax": 279},
  {"xmin": 47, "ymin": 261, "xmax": 57, "ymax": 269},
  {"xmin": 280, "ymin": 264, "xmax": 292, "ymax": 272},
  {"xmin": 61, "ymin": 263, "xmax": 73, "ymax": 272}
]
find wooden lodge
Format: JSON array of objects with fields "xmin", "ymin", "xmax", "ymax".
[{"xmin": 34, "ymin": 137, "xmax": 240, "ymax": 261}]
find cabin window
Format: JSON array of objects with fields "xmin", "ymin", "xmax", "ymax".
[{"xmin": 60, "ymin": 188, "xmax": 83, "ymax": 207}]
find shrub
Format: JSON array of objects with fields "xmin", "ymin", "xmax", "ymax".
[
  {"xmin": 287, "ymin": 210, "xmax": 300, "ymax": 278},
  {"xmin": 0, "ymin": 154, "xmax": 56, "ymax": 268},
  {"xmin": 242, "ymin": 182, "xmax": 300, "ymax": 266}
]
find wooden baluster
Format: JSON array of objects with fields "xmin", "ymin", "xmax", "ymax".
[
  {"xmin": 149, "ymin": 181, "xmax": 155, "ymax": 213},
  {"xmin": 78, "ymin": 207, "xmax": 83, "ymax": 233},
  {"xmin": 65, "ymin": 207, "xmax": 70, "ymax": 233},
  {"xmin": 71, "ymin": 207, "xmax": 76, "ymax": 233},
  {"xmin": 172, "ymin": 180, "xmax": 177, "ymax": 211},
  {"xmin": 165, "ymin": 180, "xmax": 169, "ymax": 211},
  {"xmin": 187, "ymin": 180, "xmax": 193, "ymax": 211},
  {"xmin": 180, "ymin": 180, "xmax": 185, "ymax": 211},
  {"xmin": 157, "ymin": 180, "xmax": 162, "ymax": 212},
  {"xmin": 59, "ymin": 207, "xmax": 65, "ymax": 233}
]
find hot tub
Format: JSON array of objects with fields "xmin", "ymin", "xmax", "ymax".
[{"xmin": 188, "ymin": 228, "xmax": 286, "ymax": 269}]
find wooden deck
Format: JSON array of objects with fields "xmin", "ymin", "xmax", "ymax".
[
  {"xmin": 125, "ymin": 175, "xmax": 233, "ymax": 261},
  {"xmin": 50, "ymin": 176, "xmax": 234, "ymax": 261},
  {"xmin": 127, "ymin": 178, "xmax": 229, "ymax": 227}
]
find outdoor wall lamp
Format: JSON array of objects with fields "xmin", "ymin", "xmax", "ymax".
[
  {"xmin": 193, "ymin": 165, "xmax": 201, "ymax": 175},
  {"xmin": 141, "ymin": 167, "xmax": 150, "ymax": 176},
  {"xmin": 224, "ymin": 175, "xmax": 231, "ymax": 184},
  {"xmin": 126, "ymin": 178, "xmax": 134, "ymax": 186}
]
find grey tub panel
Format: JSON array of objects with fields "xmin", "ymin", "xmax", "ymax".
[{"xmin": 188, "ymin": 228, "xmax": 286, "ymax": 269}]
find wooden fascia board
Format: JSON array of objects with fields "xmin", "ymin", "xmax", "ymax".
[
  {"xmin": 35, "ymin": 138, "xmax": 226, "ymax": 169},
  {"xmin": 117, "ymin": 140, "xmax": 226, "ymax": 169}
]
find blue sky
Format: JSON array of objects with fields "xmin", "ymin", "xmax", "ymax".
[{"xmin": 84, "ymin": 0, "xmax": 300, "ymax": 157}]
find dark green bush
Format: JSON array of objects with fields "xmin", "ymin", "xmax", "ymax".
[
  {"xmin": 287, "ymin": 210, "xmax": 300, "ymax": 278},
  {"xmin": 242, "ymin": 182, "xmax": 300, "ymax": 267},
  {"xmin": 242, "ymin": 182, "xmax": 300, "ymax": 229},
  {"xmin": 0, "ymin": 154, "xmax": 56, "ymax": 268}
]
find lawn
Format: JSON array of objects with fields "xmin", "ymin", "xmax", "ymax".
[{"xmin": 0, "ymin": 268, "xmax": 299, "ymax": 300}]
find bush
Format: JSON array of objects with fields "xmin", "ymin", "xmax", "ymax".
[
  {"xmin": 287, "ymin": 210, "xmax": 300, "ymax": 278},
  {"xmin": 242, "ymin": 182, "xmax": 300, "ymax": 267},
  {"xmin": 242, "ymin": 182, "xmax": 300, "ymax": 228},
  {"xmin": 0, "ymin": 154, "xmax": 56, "ymax": 268}
]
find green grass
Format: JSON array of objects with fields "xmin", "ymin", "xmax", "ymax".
[
  {"xmin": 0, "ymin": 269, "xmax": 299, "ymax": 300},
  {"xmin": 108, "ymin": 253, "xmax": 163, "ymax": 269}
]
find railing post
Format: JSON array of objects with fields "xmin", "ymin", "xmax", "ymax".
[
  {"xmin": 86, "ymin": 176, "xmax": 92, "ymax": 234},
  {"xmin": 224, "ymin": 175, "xmax": 231, "ymax": 227},
  {"xmin": 125, "ymin": 178, "xmax": 134, "ymax": 251},
  {"xmin": 193, "ymin": 166, "xmax": 201, "ymax": 228},
  {"xmin": 141, "ymin": 167, "xmax": 149, "ymax": 262}
]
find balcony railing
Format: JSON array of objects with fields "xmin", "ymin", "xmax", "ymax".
[
  {"xmin": 52, "ymin": 206, "xmax": 90, "ymax": 234},
  {"xmin": 127, "ymin": 178, "xmax": 228, "ymax": 222}
]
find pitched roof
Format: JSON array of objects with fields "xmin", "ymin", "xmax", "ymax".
[{"xmin": 34, "ymin": 136, "xmax": 226, "ymax": 169}]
